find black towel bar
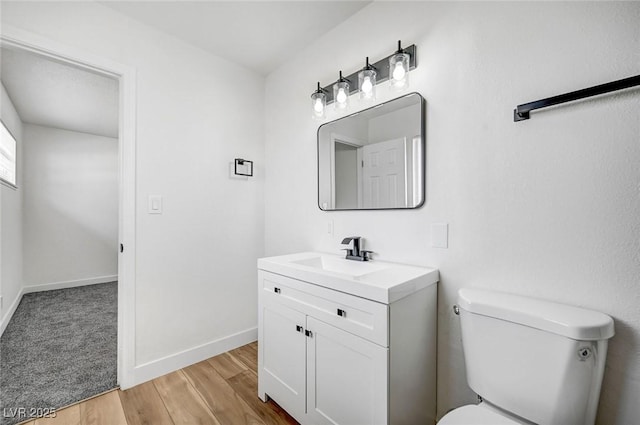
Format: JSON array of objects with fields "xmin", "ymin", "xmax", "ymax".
[{"xmin": 514, "ymin": 75, "xmax": 640, "ymax": 122}]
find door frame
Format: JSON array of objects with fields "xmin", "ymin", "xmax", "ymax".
[
  {"xmin": 329, "ymin": 133, "xmax": 364, "ymax": 210},
  {"xmin": 1, "ymin": 25, "xmax": 137, "ymax": 388}
]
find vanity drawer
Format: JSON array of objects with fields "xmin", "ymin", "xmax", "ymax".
[{"xmin": 260, "ymin": 271, "xmax": 389, "ymax": 347}]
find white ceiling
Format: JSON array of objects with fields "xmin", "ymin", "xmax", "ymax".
[
  {"xmin": 100, "ymin": 1, "xmax": 371, "ymax": 75},
  {"xmin": 0, "ymin": 47, "xmax": 119, "ymax": 138},
  {"xmin": 0, "ymin": 1, "xmax": 371, "ymax": 137}
]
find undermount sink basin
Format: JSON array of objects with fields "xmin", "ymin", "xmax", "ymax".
[
  {"xmin": 258, "ymin": 252, "xmax": 439, "ymax": 304},
  {"xmin": 291, "ymin": 255, "xmax": 388, "ymax": 277}
]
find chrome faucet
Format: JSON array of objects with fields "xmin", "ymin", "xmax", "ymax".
[{"xmin": 341, "ymin": 236, "xmax": 372, "ymax": 261}]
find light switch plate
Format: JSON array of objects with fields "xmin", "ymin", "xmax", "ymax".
[
  {"xmin": 148, "ymin": 195, "xmax": 163, "ymax": 214},
  {"xmin": 431, "ymin": 223, "xmax": 449, "ymax": 248}
]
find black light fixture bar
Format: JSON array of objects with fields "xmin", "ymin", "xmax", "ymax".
[
  {"xmin": 514, "ymin": 74, "xmax": 640, "ymax": 122},
  {"xmin": 322, "ymin": 44, "xmax": 417, "ymax": 105}
]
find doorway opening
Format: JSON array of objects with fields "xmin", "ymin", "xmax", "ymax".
[{"xmin": 0, "ymin": 27, "xmax": 136, "ymax": 421}]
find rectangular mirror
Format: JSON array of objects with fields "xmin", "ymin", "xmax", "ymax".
[{"xmin": 318, "ymin": 92, "xmax": 425, "ymax": 210}]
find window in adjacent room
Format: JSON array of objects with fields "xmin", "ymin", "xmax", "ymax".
[{"xmin": 0, "ymin": 120, "xmax": 17, "ymax": 188}]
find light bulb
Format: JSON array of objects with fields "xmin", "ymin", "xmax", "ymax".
[
  {"xmin": 336, "ymin": 88, "xmax": 347, "ymax": 104},
  {"xmin": 358, "ymin": 62, "xmax": 376, "ymax": 101},
  {"xmin": 314, "ymin": 98, "xmax": 324, "ymax": 113},
  {"xmin": 392, "ymin": 62, "xmax": 406, "ymax": 81},
  {"xmin": 333, "ymin": 73, "xmax": 350, "ymax": 110},
  {"xmin": 361, "ymin": 76, "xmax": 373, "ymax": 95}
]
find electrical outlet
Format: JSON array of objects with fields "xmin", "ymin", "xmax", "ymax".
[{"xmin": 431, "ymin": 223, "xmax": 449, "ymax": 248}]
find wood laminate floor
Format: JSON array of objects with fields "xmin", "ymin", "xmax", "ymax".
[{"xmin": 21, "ymin": 342, "xmax": 298, "ymax": 425}]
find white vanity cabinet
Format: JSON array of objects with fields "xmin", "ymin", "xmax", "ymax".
[{"xmin": 257, "ymin": 253, "xmax": 439, "ymax": 425}]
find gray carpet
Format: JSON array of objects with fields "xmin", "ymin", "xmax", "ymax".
[{"xmin": 0, "ymin": 282, "xmax": 117, "ymax": 425}]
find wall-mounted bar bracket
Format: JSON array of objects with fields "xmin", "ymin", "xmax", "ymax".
[
  {"xmin": 321, "ymin": 45, "xmax": 417, "ymax": 105},
  {"xmin": 514, "ymin": 75, "xmax": 640, "ymax": 122}
]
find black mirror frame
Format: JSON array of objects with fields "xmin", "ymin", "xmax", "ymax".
[{"xmin": 316, "ymin": 92, "xmax": 426, "ymax": 211}]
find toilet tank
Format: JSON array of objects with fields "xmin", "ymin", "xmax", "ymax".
[{"xmin": 457, "ymin": 288, "xmax": 614, "ymax": 425}]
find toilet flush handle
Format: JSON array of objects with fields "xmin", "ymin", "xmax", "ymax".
[{"xmin": 453, "ymin": 305, "xmax": 460, "ymax": 315}]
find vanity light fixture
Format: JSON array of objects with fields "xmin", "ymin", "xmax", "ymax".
[
  {"xmin": 333, "ymin": 71, "xmax": 350, "ymax": 110},
  {"xmin": 389, "ymin": 40, "xmax": 410, "ymax": 90},
  {"xmin": 310, "ymin": 40, "xmax": 416, "ymax": 118},
  {"xmin": 358, "ymin": 57, "xmax": 377, "ymax": 101},
  {"xmin": 311, "ymin": 82, "xmax": 326, "ymax": 119}
]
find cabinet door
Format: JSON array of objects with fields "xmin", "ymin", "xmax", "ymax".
[
  {"xmin": 306, "ymin": 317, "xmax": 389, "ymax": 425},
  {"xmin": 260, "ymin": 298, "xmax": 307, "ymax": 421}
]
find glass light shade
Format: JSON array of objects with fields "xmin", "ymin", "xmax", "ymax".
[
  {"xmin": 311, "ymin": 91, "xmax": 326, "ymax": 119},
  {"xmin": 358, "ymin": 68, "xmax": 377, "ymax": 101},
  {"xmin": 389, "ymin": 52, "xmax": 410, "ymax": 90},
  {"xmin": 333, "ymin": 80, "xmax": 350, "ymax": 110}
]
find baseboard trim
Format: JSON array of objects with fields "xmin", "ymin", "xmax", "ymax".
[
  {"xmin": 0, "ymin": 288, "xmax": 24, "ymax": 337},
  {"xmin": 23, "ymin": 275, "xmax": 118, "ymax": 294},
  {"xmin": 128, "ymin": 327, "xmax": 258, "ymax": 389}
]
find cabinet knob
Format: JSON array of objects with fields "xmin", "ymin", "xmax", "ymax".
[
  {"xmin": 337, "ymin": 308, "xmax": 346, "ymax": 317},
  {"xmin": 274, "ymin": 287, "xmax": 281, "ymax": 294},
  {"xmin": 305, "ymin": 330, "xmax": 313, "ymax": 338},
  {"xmin": 296, "ymin": 325, "xmax": 304, "ymax": 333}
]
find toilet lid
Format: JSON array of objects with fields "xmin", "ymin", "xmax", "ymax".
[{"xmin": 438, "ymin": 405, "xmax": 523, "ymax": 425}]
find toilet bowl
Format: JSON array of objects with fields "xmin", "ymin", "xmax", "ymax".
[
  {"xmin": 438, "ymin": 288, "xmax": 614, "ymax": 425},
  {"xmin": 439, "ymin": 403, "xmax": 527, "ymax": 425}
]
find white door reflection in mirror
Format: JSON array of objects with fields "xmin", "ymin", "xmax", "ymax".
[{"xmin": 362, "ymin": 138, "xmax": 407, "ymax": 208}]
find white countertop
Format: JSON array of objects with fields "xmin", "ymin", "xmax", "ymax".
[{"xmin": 258, "ymin": 252, "xmax": 439, "ymax": 304}]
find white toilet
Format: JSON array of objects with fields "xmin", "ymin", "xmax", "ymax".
[{"xmin": 439, "ymin": 288, "xmax": 614, "ymax": 425}]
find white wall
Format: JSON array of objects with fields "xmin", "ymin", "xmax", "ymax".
[
  {"xmin": 368, "ymin": 104, "xmax": 419, "ymax": 145},
  {"xmin": 1, "ymin": 1, "xmax": 265, "ymax": 374},
  {"xmin": 0, "ymin": 82, "xmax": 23, "ymax": 333},
  {"xmin": 265, "ymin": 2, "xmax": 640, "ymax": 424},
  {"xmin": 21, "ymin": 124, "xmax": 118, "ymax": 288}
]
